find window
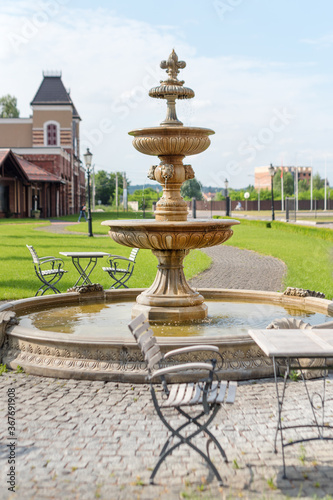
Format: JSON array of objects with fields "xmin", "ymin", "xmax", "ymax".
[{"xmin": 47, "ymin": 124, "xmax": 57, "ymax": 145}]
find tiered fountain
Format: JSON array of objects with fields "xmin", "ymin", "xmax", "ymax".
[
  {"xmin": 1, "ymin": 51, "xmax": 332, "ymax": 382},
  {"xmin": 102, "ymin": 50, "xmax": 239, "ymax": 323}
]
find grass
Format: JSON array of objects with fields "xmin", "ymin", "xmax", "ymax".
[
  {"xmin": 220, "ymin": 219, "xmax": 333, "ymax": 299},
  {"xmin": 0, "ymin": 220, "xmax": 210, "ymax": 300},
  {"xmin": 0, "ymin": 364, "xmax": 8, "ymax": 375},
  {"xmin": 1, "ymin": 215, "xmax": 332, "ymax": 300}
]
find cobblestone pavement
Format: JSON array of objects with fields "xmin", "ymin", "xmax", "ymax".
[
  {"xmin": 189, "ymin": 246, "xmax": 286, "ymax": 292},
  {"xmin": 0, "ymin": 372, "xmax": 332, "ymax": 500}
]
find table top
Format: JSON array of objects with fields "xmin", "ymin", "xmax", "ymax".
[
  {"xmin": 249, "ymin": 329, "xmax": 333, "ymax": 358},
  {"xmin": 59, "ymin": 252, "xmax": 110, "ymax": 258}
]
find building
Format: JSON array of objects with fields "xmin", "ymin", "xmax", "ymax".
[
  {"xmin": 254, "ymin": 165, "xmax": 312, "ymax": 190},
  {"xmin": 0, "ymin": 72, "xmax": 85, "ymax": 218}
]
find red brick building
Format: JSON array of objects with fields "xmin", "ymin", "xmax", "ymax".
[
  {"xmin": 0, "ymin": 72, "xmax": 85, "ymax": 218},
  {"xmin": 254, "ymin": 165, "xmax": 312, "ymax": 190}
]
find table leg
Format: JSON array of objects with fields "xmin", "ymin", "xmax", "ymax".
[
  {"xmin": 72, "ymin": 257, "xmax": 97, "ymax": 286},
  {"xmin": 273, "ymin": 357, "xmax": 333, "ymax": 480},
  {"xmin": 273, "ymin": 356, "xmax": 289, "ymax": 479}
]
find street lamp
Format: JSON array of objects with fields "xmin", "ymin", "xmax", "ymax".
[
  {"xmin": 268, "ymin": 163, "xmax": 275, "ymax": 221},
  {"xmin": 224, "ymin": 178, "xmax": 230, "ymax": 216},
  {"xmin": 83, "ymin": 148, "xmax": 93, "ymax": 237}
]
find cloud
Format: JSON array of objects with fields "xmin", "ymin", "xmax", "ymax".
[
  {"xmin": 301, "ymin": 33, "xmax": 333, "ymax": 47},
  {"xmin": 0, "ymin": 1, "xmax": 331, "ymax": 188}
]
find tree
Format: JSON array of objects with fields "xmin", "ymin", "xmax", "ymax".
[
  {"xmin": 298, "ymin": 179, "xmax": 309, "ymax": 192},
  {"xmin": 313, "ymin": 172, "xmax": 324, "ymax": 190},
  {"xmin": 94, "ymin": 170, "xmax": 124, "ymax": 205},
  {"xmin": 128, "ymin": 187, "xmax": 160, "ymax": 209},
  {"xmin": 181, "ymin": 178, "xmax": 203, "ymax": 200},
  {"xmin": 283, "ymin": 172, "xmax": 294, "ymax": 196},
  {"xmin": 215, "ymin": 191, "xmax": 225, "ymax": 201},
  {"xmin": 0, "ymin": 94, "xmax": 19, "ymax": 118}
]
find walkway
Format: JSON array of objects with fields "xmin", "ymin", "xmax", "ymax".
[
  {"xmin": 189, "ymin": 246, "xmax": 286, "ymax": 291},
  {"xmin": 1, "ymin": 372, "xmax": 332, "ymax": 499}
]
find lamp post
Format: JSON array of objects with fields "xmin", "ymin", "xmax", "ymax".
[
  {"xmin": 268, "ymin": 163, "xmax": 275, "ymax": 221},
  {"xmin": 83, "ymin": 148, "xmax": 93, "ymax": 237},
  {"xmin": 224, "ymin": 178, "xmax": 230, "ymax": 216}
]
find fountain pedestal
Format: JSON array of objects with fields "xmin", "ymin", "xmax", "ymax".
[
  {"xmin": 102, "ymin": 219, "xmax": 238, "ymax": 322},
  {"xmin": 132, "ymin": 249, "xmax": 207, "ymax": 322}
]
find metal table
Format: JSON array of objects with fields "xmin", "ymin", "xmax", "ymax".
[
  {"xmin": 249, "ymin": 328, "xmax": 333, "ymax": 478},
  {"xmin": 60, "ymin": 252, "xmax": 110, "ymax": 286}
]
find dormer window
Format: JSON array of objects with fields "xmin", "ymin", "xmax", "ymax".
[{"xmin": 44, "ymin": 121, "xmax": 59, "ymax": 146}]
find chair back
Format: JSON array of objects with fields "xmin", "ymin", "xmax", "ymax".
[
  {"xmin": 129, "ymin": 248, "xmax": 139, "ymax": 262},
  {"xmin": 128, "ymin": 313, "xmax": 162, "ymax": 370},
  {"xmin": 26, "ymin": 245, "xmax": 40, "ymax": 265}
]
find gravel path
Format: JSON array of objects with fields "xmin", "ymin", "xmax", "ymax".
[{"xmin": 189, "ymin": 245, "xmax": 286, "ymax": 292}]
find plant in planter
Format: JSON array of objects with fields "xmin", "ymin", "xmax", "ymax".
[{"xmin": 31, "ymin": 209, "xmax": 41, "ymax": 219}]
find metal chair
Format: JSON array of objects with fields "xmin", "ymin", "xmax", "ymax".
[
  {"xmin": 26, "ymin": 245, "xmax": 68, "ymax": 296},
  {"xmin": 102, "ymin": 248, "xmax": 139, "ymax": 288},
  {"xmin": 128, "ymin": 313, "xmax": 237, "ymax": 486}
]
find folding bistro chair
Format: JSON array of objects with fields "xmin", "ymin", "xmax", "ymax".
[
  {"xmin": 128, "ymin": 313, "xmax": 237, "ymax": 486},
  {"xmin": 102, "ymin": 248, "xmax": 139, "ymax": 288},
  {"xmin": 26, "ymin": 245, "xmax": 68, "ymax": 296}
]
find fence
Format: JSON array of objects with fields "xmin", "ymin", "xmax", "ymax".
[{"xmin": 186, "ymin": 198, "xmax": 328, "ymax": 213}]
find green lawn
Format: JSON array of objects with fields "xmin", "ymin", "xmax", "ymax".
[
  {"xmin": 1, "ymin": 217, "xmax": 332, "ymax": 301},
  {"xmin": 0, "ymin": 221, "xmax": 210, "ymax": 300},
  {"xmin": 224, "ymin": 219, "xmax": 333, "ymax": 299}
]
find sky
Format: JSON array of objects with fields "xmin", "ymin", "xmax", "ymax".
[{"xmin": 1, "ymin": 0, "xmax": 332, "ymax": 189}]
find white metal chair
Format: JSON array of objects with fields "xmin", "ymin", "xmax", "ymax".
[
  {"xmin": 128, "ymin": 313, "xmax": 237, "ymax": 486},
  {"xmin": 26, "ymin": 245, "xmax": 68, "ymax": 296},
  {"xmin": 102, "ymin": 248, "xmax": 139, "ymax": 288}
]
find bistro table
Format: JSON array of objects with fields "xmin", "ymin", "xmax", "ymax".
[
  {"xmin": 249, "ymin": 328, "xmax": 333, "ymax": 478},
  {"xmin": 59, "ymin": 252, "xmax": 110, "ymax": 287}
]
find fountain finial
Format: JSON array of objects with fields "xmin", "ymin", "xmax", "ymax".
[
  {"xmin": 149, "ymin": 49, "xmax": 195, "ymax": 126},
  {"xmin": 160, "ymin": 49, "xmax": 186, "ymax": 85}
]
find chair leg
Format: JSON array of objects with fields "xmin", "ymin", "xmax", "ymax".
[
  {"xmin": 106, "ymin": 266, "xmax": 134, "ymax": 289},
  {"xmin": 34, "ymin": 269, "xmax": 63, "ymax": 295},
  {"xmin": 150, "ymin": 389, "xmax": 225, "ymax": 485},
  {"xmin": 177, "ymin": 406, "xmax": 228, "ymax": 462},
  {"xmin": 150, "ymin": 426, "xmax": 224, "ymax": 487}
]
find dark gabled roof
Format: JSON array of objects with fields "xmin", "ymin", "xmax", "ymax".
[
  {"xmin": 31, "ymin": 74, "xmax": 81, "ymax": 119},
  {"xmin": 0, "ymin": 149, "xmax": 61, "ymax": 183}
]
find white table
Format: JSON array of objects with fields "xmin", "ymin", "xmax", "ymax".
[
  {"xmin": 249, "ymin": 328, "xmax": 333, "ymax": 478},
  {"xmin": 60, "ymin": 252, "xmax": 110, "ymax": 287}
]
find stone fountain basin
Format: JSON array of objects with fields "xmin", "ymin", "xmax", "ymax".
[
  {"xmin": 129, "ymin": 126, "xmax": 214, "ymax": 156},
  {"xmin": 101, "ymin": 219, "xmax": 239, "ymax": 249},
  {"xmin": 1, "ymin": 289, "xmax": 332, "ymax": 382}
]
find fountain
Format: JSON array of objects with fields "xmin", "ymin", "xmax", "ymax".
[
  {"xmin": 101, "ymin": 50, "xmax": 239, "ymax": 323},
  {"xmin": 1, "ymin": 51, "xmax": 332, "ymax": 382}
]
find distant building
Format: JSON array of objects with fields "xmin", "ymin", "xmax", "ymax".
[
  {"xmin": 254, "ymin": 165, "xmax": 312, "ymax": 190},
  {"xmin": 0, "ymin": 72, "xmax": 85, "ymax": 218}
]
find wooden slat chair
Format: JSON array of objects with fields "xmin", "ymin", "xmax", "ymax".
[
  {"xmin": 102, "ymin": 248, "xmax": 139, "ymax": 289},
  {"xmin": 128, "ymin": 313, "xmax": 237, "ymax": 486},
  {"xmin": 26, "ymin": 245, "xmax": 68, "ymax": 296}
]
